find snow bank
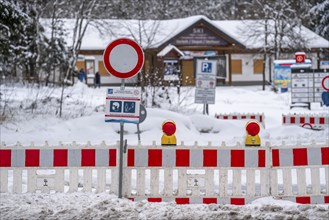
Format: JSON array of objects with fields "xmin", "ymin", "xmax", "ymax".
[{"xmin": 1, "ymin": 193, "xmax": 328, "ymax": 220}]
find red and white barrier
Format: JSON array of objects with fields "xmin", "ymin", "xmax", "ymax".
[
  {"xmin": 127, "ymin": 148, "xmax": 266, "ymax": 168},
  {"xmin": 215, "ymin": 113, "xmax": 265, "ymax": 128},
  {"xmin": 282, "ymin": 113, "xmax": 329, "ymax": 130},
  {"xmin": 0, "ymin": 141, "xmax": 328, "ymax": 205}
]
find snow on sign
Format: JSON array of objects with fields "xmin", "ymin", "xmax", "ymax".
[
  {"xmin": 195, "ymin": 59, "xmax": 217, "ymax": 104},
  {"xmin": 103, "ymin": 38, "xmax": 144, "ymax": 78},
  {"xmin": 105, "ymin": 87, "xmax": 141, "ymax": 123}
]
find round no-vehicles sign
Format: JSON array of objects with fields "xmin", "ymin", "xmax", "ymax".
[{"xmin": 103, "ymin": 38, "xmax": 144, "ymax": 78}]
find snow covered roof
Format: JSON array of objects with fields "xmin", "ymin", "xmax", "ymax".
[
  {"xmin": 41, "ymin": 15, "xmax": 329, "ymax": 51},
  {"xmin": 157, "ymin": 44, "xmax": 184, "ymax": 57}
]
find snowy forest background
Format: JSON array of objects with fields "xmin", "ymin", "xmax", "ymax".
[{"xmin": 0, "ymin": 0, "xmax": 329, "ymax": 120}]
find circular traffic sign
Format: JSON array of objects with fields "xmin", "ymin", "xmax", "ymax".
[
  {"xmin": 103, "ymin": 38, "xmax": 144, "ymax": 78},
  {"xmin": 321, "ymin": 76, "xmax": 329, "ymax": 91},
  {"xmin": 246, "ymin": 121, "xmax": 260, "ymax": 136},
  {"xmin": 162, "ymin": 120, "xmax": 176, "ymax": 136}
]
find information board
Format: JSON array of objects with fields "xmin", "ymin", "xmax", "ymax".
[
  {"xmin": 291, "ymin": 68, "xmax": 329, "ymax": 104},
  {"xmin": 105, "ymin": 87, "xmax": 141, "ymax": 123},
  {"xmin": 194, "ymin": 59, "xmax": 217, "ymax": 104}
]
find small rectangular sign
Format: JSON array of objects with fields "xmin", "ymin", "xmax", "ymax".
[
  {"xmin": 105, "ymin": 87, "xmax": 141, "ymax": 124},
  {"xmin": 195, "ymin": 59, "xmax": 217, "ymax": 104}
]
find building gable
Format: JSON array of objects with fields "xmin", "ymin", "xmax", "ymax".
[{"xmin": 158, "ymin": 18, "xmax": 245, "ymax": 50}]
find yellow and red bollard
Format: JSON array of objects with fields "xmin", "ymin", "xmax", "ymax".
[
  {"xmin": 161, "ymin": 120, "xmax": 177, "ymax": 146},
  {"xmin": 245, "ymin": 120, "xmax": 261, "ymax": 146}
]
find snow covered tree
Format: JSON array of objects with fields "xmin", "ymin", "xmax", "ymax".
[{"xmin": 310, "ymin": 0, "xmax": 329, "ymax": 40}]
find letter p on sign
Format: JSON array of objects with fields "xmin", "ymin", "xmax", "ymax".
[{"xmin": 202, "ymin": 62, "xmax": 212, "ymax": 73}]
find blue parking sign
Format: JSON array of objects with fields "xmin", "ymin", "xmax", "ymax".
[{"xmin": 201, "ymin": 62, "xmax": 212, "ymax": 73}]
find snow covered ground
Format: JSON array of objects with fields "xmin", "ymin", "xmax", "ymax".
[{"xmin": 1, "ymin": 82, "xmax": 329, "ymax": 219}]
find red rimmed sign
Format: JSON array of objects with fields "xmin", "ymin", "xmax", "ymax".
[{"xmin": 103, "ymin": 38, "xmax": 144, "ymax": 78}]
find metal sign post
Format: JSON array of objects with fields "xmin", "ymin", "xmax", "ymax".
[
  {"xmin": 118, "ymin": 79, "xmax": 125, "ymax": 198},
  {"xmin": 103, "ymin": 38, "xmax": 144, "ymax": 198}
]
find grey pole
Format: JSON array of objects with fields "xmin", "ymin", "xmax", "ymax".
[{"xmin": 118, "ymin": 79, "xmax": 125, "ymax": 198}]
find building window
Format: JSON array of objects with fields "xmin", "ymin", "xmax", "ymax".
[
  {"xmin": 231, "ymin": 59, "xmax": 242, "ymax": 74},
  {"xmin": 85, "ymin": 60, "xmax": 95, "ymax": 75},
  {"xmin": 164, "ymin": 60, "xmax": 180, "ymax": 81},
  {"xmin": 253, "ymin": 59, "xmax": 264, "ymax": 74}
]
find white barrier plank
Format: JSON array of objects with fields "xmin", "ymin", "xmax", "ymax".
[
  {"xmin": 178, "ymin": 169, "xmax": 187, "ymax": 196},
  {"xmin": 219, "ymin": 169, "xmax": 227, "ymax": 197},
  {"xmin": 260, "ymin": 169, "xmax": 269, "ymax": 196},
  {"xmin": 164, "ymin": 169, "xmax": 173, "ymax": 196},
  {"xmin": 270, "ymin": 169, "xmax": 278, "ymax": 196},
  {"xmin": 69, "ymin": 168, "xmax": 78, "ymax": 192},
  {"xmin": 150, "ymin": 169, "xmax": 159, "ymax": 196},
  {"xmin": 27, "ymin": 169, "xmax": 36, "ymax": 193},
  {"xmin": 310, "ymin": 167, "xmax": 320, "ymax": 195},
  {"xmin": 232, "ymin": 169, "xmax": 241, "ymax": 196},
  {"xmin": 13, "ymin": 169, "xmax": 22, "ymax": 193},
  {"xmin": 246, "ymin": 169, "xmax": 255, "ymax": 196},
  {"xmin": 0, "ymin": 169, "xmax": 8, "ymax": 193},
  {"xmin": 283, "ymin": 168, "xmax": 292, "ymax": 196},
  {"xmin": 205, "ymin": 169, "xmax": 214, "ymax": 197},
  {"xmin": 297, "ymin": 168, "xmax": 306, "ymax": 195},
  {"xmin": 111, "ymin": 169, "xmax": 119, "ymax": 195},
  {"xmin": 136, "ymin": 169, "xmax": 145, "ymax": 196},
  {"xmin": 96, "ymin": 168, "xmax": 106, "ymax": 193},
  {"xmin": 55, "ymin": 169, "xmax": 64, "ymax": 192},
  {"xmin": 123, "ymin": 168, "xmax": 131, "ymax": 196},
  {"xmin": 325, "ymin": 167, "xmax": 329, "ymax": 194},
  {"xmin": 83, "ymin": 169, "xmax": 92, "ymax": 192}
]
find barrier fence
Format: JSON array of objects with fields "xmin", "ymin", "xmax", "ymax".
[
  {"xmin": 0, "ymin": 141, "xmax": 328, "ymax": 205},
  {"xmin": 215, "ymin": 113, "xmax": 265, "ymax": 128},
  {"xmin": 282, "ymin": 113, "xmax": 329, "ymax": 130}
]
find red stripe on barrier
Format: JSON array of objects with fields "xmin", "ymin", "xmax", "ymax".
[
  {"xmin": 272, "ymin": 149, "xmax": 280, "ymax": 167},
  {"xmin": 203, "ymin": 198, "xmax": 217, "ymax": 204},
  {"xmin": 176, "ymin": 149, "xmax": 190, "ymax": 167},
  {"xmin": 231, "ymin": 150, "xmax": 244, "ymax": 167},
  {"xmin": 296, "ymin": 196, "xmax": 311, "ymax": 204},
  {"xmin": 109, "ymin": 149, "xmax": 117, "ymax": 166},
  {"xmin": 250, "ymin": 116, "xmax": 255, "ymax": 119},
  {"xmin": 300, "ymin": 117, "xmax": 305, "ymax": 124},
  {"xmin": 310, "ymin": 117, "xmax": 314, "ymax": 124},
  {"xmin": 319, "ymin": 117, "xmax": 325, "ymax": 124},
  {"xmin": 203, "ymin": 150, "xmax": 217, "ymax": 167},
  {"xmin": 293, "ymin": 148, "xmax": 308, "ymax": 166},
  {"xmin": 259, "ymin": 115, "xmax": 263, "ymax": 122},
  {"xmin": 321, "ymin": 147, "xmax": 329, "ymax": 165},
  {"xmin": 81, "ymin": 149, "xmax": 95, "ymax": 166},
  {"xmin": 53, "ymin": 149, "xmax": 68, "ymax": 167},
  {"xmin": 241, "ymin": 115, "xmax": 246, "ymax": 119},
  {"xmin": 283, "ymin": 116, "xmax": 286, "ymax": 124},
  {"xmin": 25, "ymin": 149, "xmax": 40, "ymax": 167},
  {"xmin": 148, "ymin": 198, "xmax": 162, "ymax": 202},
  {"xmin": 258, "ymin": 150, "xmax": 266, "ymax": 167},
  {"xmin": 175, "ymin": 198, "xmax": 189, "ymax": 204},
  {"xmin": 232, "ymin": 116, "xmax": 237, "ymax": 119},
  {"xmin": 231, "ymin": 198, "xmax": 245, "ymax": 205},
  {"xmin": 290, "ymin": 117, "xmax": 295, "ymax": 123},
  {"xmin": 128, "ymin": 198, "xmax": 135, "ymax": 201},
  {"xmin": 324, "ymin": 196, "xmax": 329, "ymax": 203},
  {"xmin": 0, "ymin": 149, "xmax": 11, "ymax": 167},
  {"xmin": 223, "ymin": 116, "xmax": 228, "ymax": 119},
  {"xmin": 148, "ymin": 149, "xmax": 162, "ymax": 167},
  {"xmin": 128, "ymin": 149, "xmax": 135, "ymax": 167}
]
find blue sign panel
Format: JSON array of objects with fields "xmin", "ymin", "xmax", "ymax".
[
  {"xmin": 123, "ymin": 101, "xmax": 136, "ymax": 113},
  {"xmin": 201, "ymin": 62, "xmax": 212, "ymax": 73},
  {"xmin": 109, "ymin": 101, "xmax": 122, "ymax": 112}
]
